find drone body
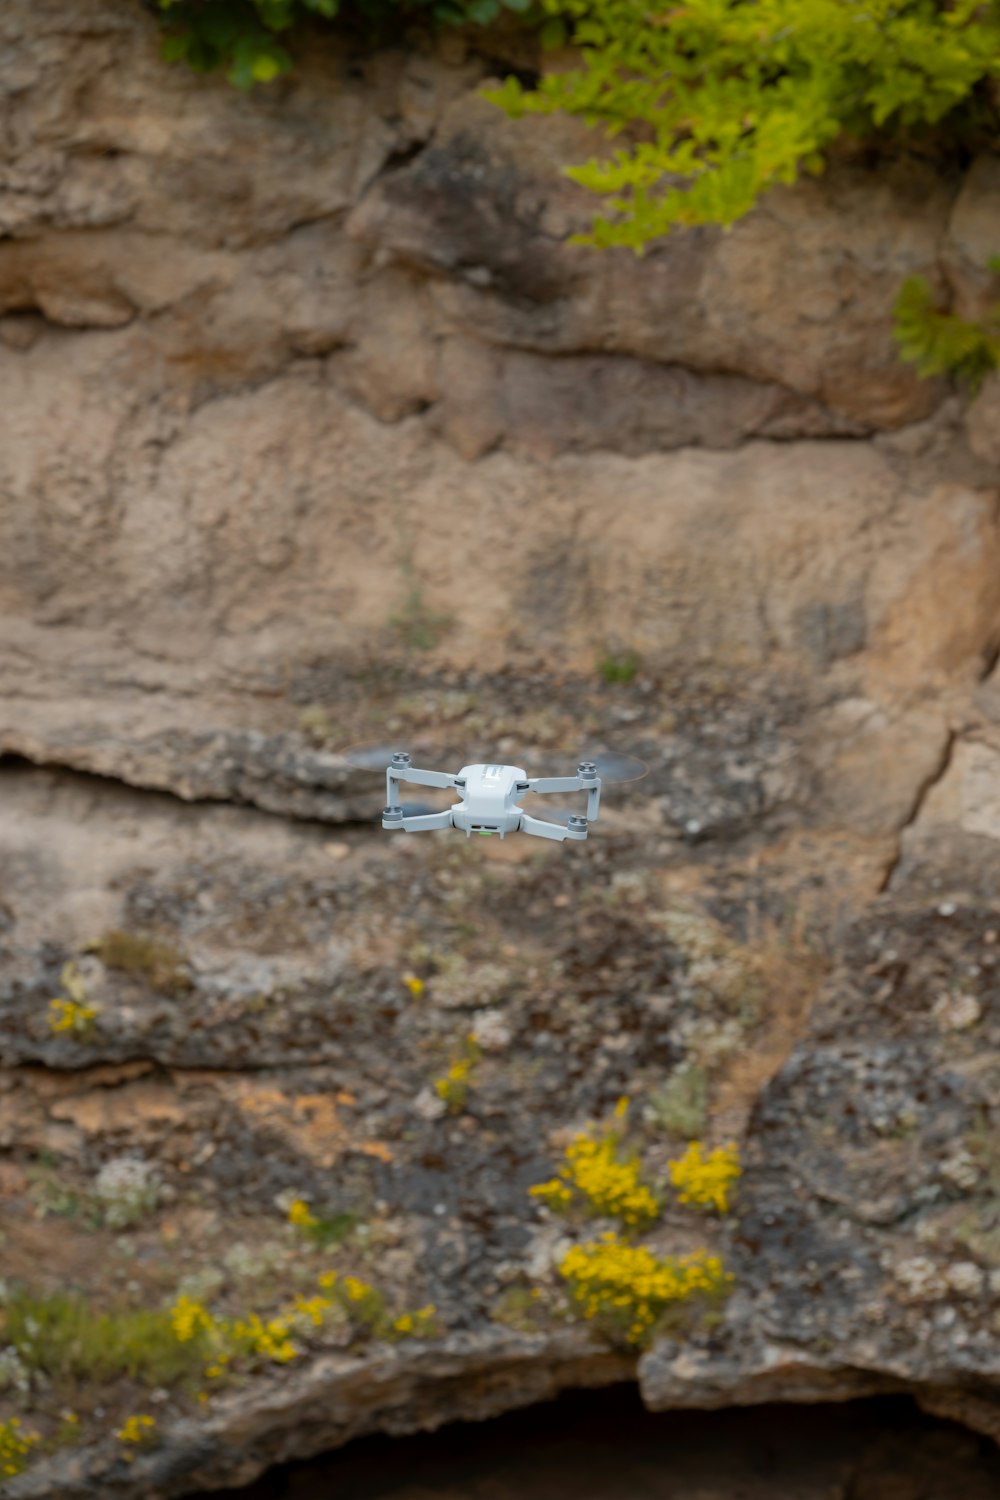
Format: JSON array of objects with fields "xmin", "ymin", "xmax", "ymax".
[{"xmin": 381, "ymin": 753, "xmax": 602, "ymax": 842}]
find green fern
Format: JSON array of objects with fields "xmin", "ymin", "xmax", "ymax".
[{"xmin": 893, "ymin": 272, "xmax": 1000, "ymax": 393}]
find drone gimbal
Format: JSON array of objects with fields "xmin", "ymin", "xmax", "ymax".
[{"xmin": 381, "ymin": 755, "xmax": 601, "ymax": 841}]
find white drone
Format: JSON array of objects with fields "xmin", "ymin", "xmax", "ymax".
[{"xmin": 342, "ymin": 745, "xmax": 647, "ymax": 842}]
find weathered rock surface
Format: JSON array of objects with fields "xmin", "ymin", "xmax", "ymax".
[{"xmin": 3, "ymin": 0, "xmax": 1000, "ymax": 1495}]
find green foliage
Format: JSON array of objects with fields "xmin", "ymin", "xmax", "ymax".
[
  {"xmin": 597, "ymin": 648, "xmax": 641, "ymax": 685},
  {"xmin": 155, "ymin": 0, "xmax": 538, "ymax": 87},
  {"xmin": 892, "ymin": 267, "xmax": 1000, "ymax": 392},
  {"xmin": 6, "ymin": 1288, "xmax": 207, "ymax": 1389},
  {"xmin": 645, "ymin": 1062, "xmax": 708, "ymax": 1140},
  {"xmin": 389, "ymin": 583, "xmax": 454, "ymax": 651},
  {"xmin": 487, "ymin": 0, "xmax": 1000, "ymax": 250},
  {"xmin": 87, "ymin": 929, "xmax": 192, "ymax": 997}
]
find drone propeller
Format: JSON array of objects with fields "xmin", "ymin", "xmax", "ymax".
[
  {"xmin": 580, "ymin": 750, "xmax": 648, "ymax": 784},
  {"xmin": 523, "ymin": 748, "xmax": 649, "ymax": 784},
  {"xmin": 339, "ymin": 741, "xmax": 647, "ymax": 784},
  {"xmin": 340, "ymin": 742, "xmax": 419, "ymax": 772}
]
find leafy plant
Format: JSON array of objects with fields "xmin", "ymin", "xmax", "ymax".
[
  {"xmin": 88, "ymin": 929, "xmax": 192, "ymax": 997},
  {"xmin": 6, "ymin": 1289, "xmax": 207, "ymax": 1389},
  {"xmin": 286, "ymin": 1198, "xmax": 357, "ymax": 1248},
  {"xmin": 487, "ymin": 0, "xmax": 1000, "ymax": 250},
  {"xmin": 597, "ymin": 648, "xmax": 641, "ymax": 685},
  {"xmin": 644, "ymin": 1062, "xmax": 708, "ymax": 1140},
  {"xmin": 155, "ymin": 0, "xmax": 538, "ymax": 88},
  {"xmin": 892, "ymin": 259, "xmax": 1000, "ymax": 393}
]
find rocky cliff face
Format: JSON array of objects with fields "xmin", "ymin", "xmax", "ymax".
[{"xmin": 3, "ymin": 1, "xmax": 1000, "ymax": 1495}]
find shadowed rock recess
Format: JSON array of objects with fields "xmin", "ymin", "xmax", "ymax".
[{"xmin": 3, "ymin": 1, "xmax": 1000, "ymax": 1494}]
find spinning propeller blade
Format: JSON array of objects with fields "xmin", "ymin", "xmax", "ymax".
[
  {"xmin": 581, "ymin": 750, "xmax": 648, "ymax": 784},
  {"xmin": 522, "ymin": 748, "xmax": 649, "ymax": 784},
  {"xmin": 340, "ymin": 742, "xmax": 413, "ymax": 771}
]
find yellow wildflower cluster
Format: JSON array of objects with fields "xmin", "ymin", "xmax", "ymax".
[
  {"xmin": 230, "ymin": 1312, "xmax": 297, "ymax": 1364},
  {"xmin": 559, "ymin": 1232, "xmax": 733, "ymax": 1345},
  {"xmin": 433, "ymin": 1036, "xmax": 481, "ymax": 1112},
  {"xmin": 171, "ymin": 1292, "xmax": 297, "ymax": 1377},
  {"xmin": 168, "ymin": 1267, "xmax": 441, "ymax": 1400},
  {"xmin": 48, "ymin": 997, "xmax": 99, "ymax": 1036},
  {"xmin": 391, "ymin": 1305, "xmax": 437, "ymax": 1337},
  {"xmin": 530, "ymin": 1104, "xmax": 659, "ymax": 1229},
  {"xmin": 117, "ymin": 1414, "xmax": 156, "ymax": 1461},
  {"xmin": 170, "ymin": 1294, "xmax": 216, "ymax": 1344},
  {"xmin": 287, "ymin": 1271, "xmax": 437, "ymax": 1343},
  {"xmin": 47, "ymin": 960, "xmax": 99, "ymax": 1038},
  {"xmin": 1, "ymin": 1418, "xmax": 39, "ymax": 1479},
  {"xmin": 287, "ymin": 1198, "xmax": 320, "ymax": 1231},
  {"xmin": 403, "ymin": 972, "xmax": 425, "ymax": 998},
  {"xmin": 668, "ymin": 1141, "xmax": 741, "ymax": 1213}
]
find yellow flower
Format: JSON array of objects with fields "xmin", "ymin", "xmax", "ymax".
[
  {"xmin": 392, "ymin": 1303, "xmax": 438, "ymax": 1338},
  {"xmin": 48, "ymin": 997, "xmax": 99, "ymax": 1037},
  {"xmin": 117, "ymin": 1414, "xmax": 156, "ymax": 1446},
  {"xmin": 432, "ymin": 1041, "xmax": 481, "ymax": 1112},
  {"xmin": 558, "ymin": 1232, "xmax": 732, "ymax": 1346},
  {"xmin": 403, "ymin": 973, "xmax": 425, "ymax": 998},
  {"xmin": 231, "ymin": 1311, "xmax": 297, "ymax": 1364},
  {"xmin": 287, "ymin": 1198, "xmax": 320, "ymax": 1231},
  {"xmin": 170, "ymin": 1294, "xmax": 216, "ymax": 1343},
  {"xmin": 293, "ymin": 1293, "xmax": 334, "ymax": 1327},
  {"xmin": 668, "ymin": 1141, "xmax": 741, "ymax": 1213},
  {"xmin": 0, "ymin": 1418, "xmax": 40, "ymax": 1479},
  {"xmin": 529, "ymin": 1120, "xmax": 659, "ymax": 1229},
  {"xmin": 317, "ymin": 1269, "xmax": 338, "ymax": 1290}
]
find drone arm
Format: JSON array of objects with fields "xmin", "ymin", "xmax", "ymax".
[
  {"xmin": 520, "ymin": 813, "xmax": 587, "ymax": 843},
  {"xmin": 399, "ymin": 768, "xmax": 460, "ymax": 790},
  {"xmin": 383, "ymin": 809, "xmax": 453, "ymax": 833},
  {"xmin": 520, "ymin": 813, "xmax": 569, "ymax": 842},
  {"xmin": 386, "ymin": 765, "xmax": 459, "ymax": 809},
  {"xmin": 524, "ymin": 774, "xmax": 602, "ymax": 824}
]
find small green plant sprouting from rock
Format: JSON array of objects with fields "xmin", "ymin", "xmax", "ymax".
[
  {"xmin": 644, "ymin": 1063, "xmax": 709, "ymax": 1141},
  {"xmin": 389, "ymin": 582, "xmax": 454, "ymax": 652},
  {"xmin": 893, "ymin": 259, "xmax": 1000, "ymax": 393},
  {"xmin": 47, "ymin": 962, "xmax": 99, "ymax": 1039},
  {"xmin": 491, "ymin": 1284, "xmax": 545, "ymax": 1333},
  {"xmin": 87, "ymin": 929, "xmax": 192, "ymax": 997},
  {"xmin": 597, "ymin": 648, "xmax": 641, "ymax": 685},
  {"xmin": 6, "ymin": 1289, "xmax": 208, "ymax": 1390},
  {"xmin": 286, "ymin": 1198, "xmax": 357, "ymax": 1249}
]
